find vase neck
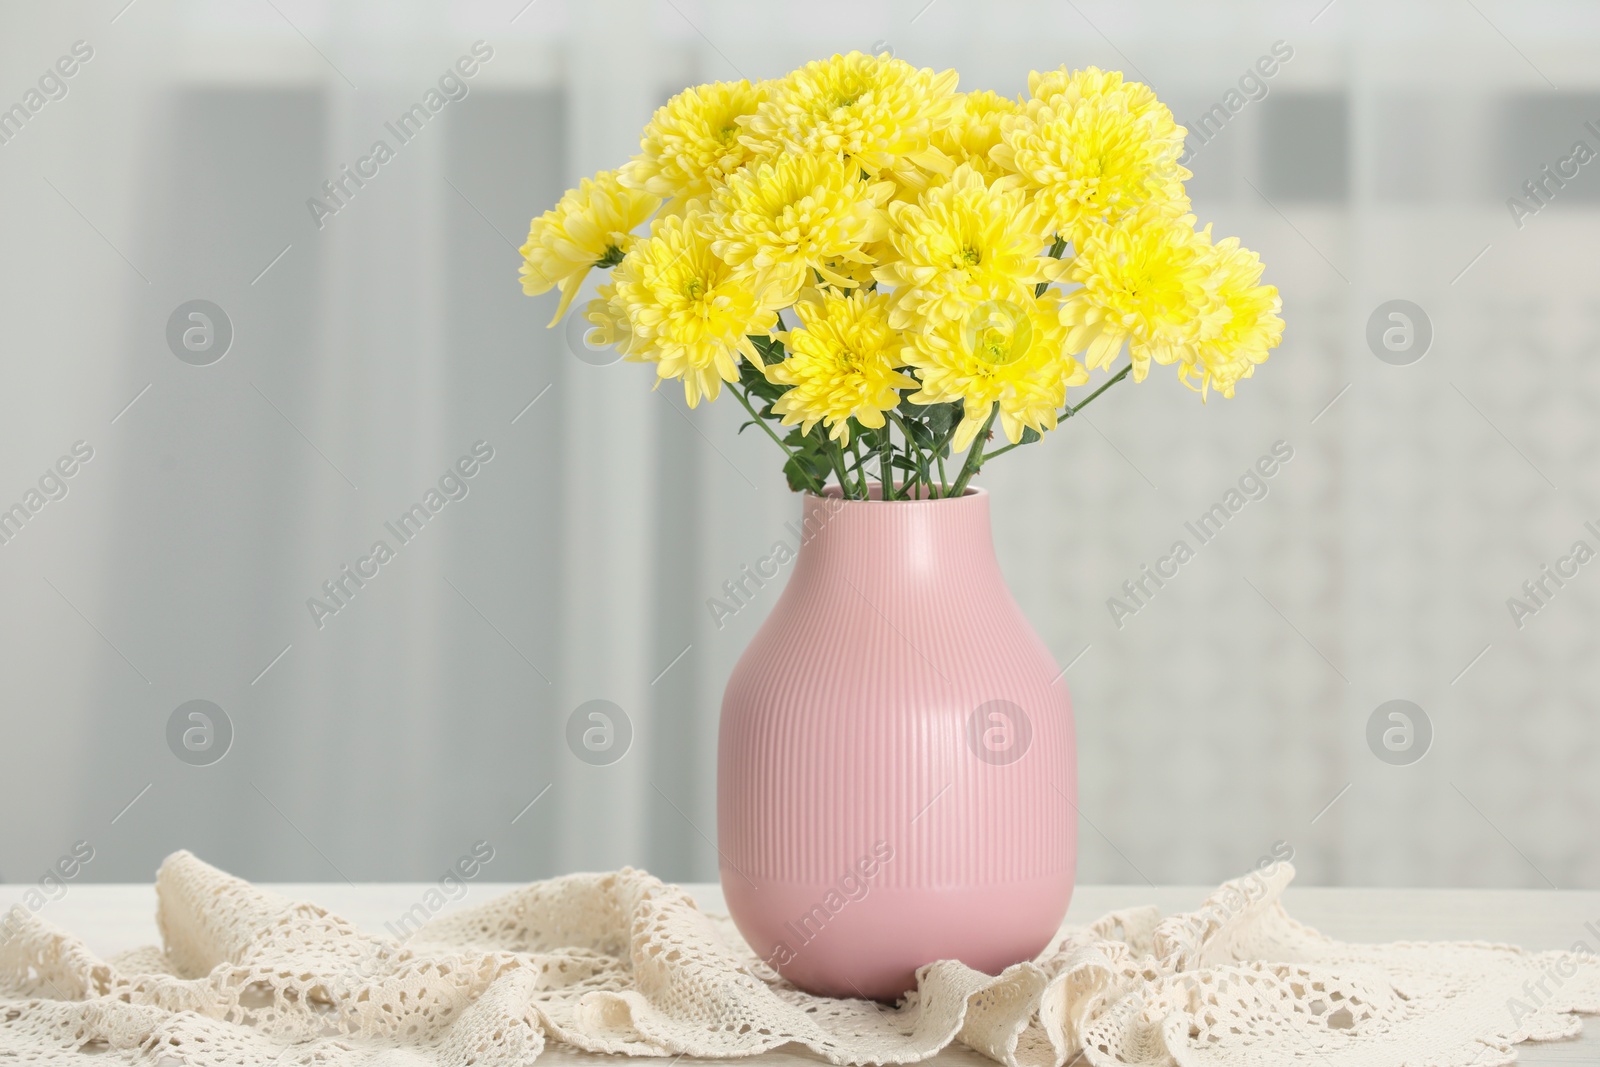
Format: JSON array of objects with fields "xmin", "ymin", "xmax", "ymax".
[{"xmin": 791, "ymin": 488, "xmax": 1001, "ymax": 591}]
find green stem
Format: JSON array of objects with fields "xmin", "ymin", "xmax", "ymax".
[
  {"xmin": 877, "ymin": 425, "xmax": 896, "ymax": 501},
  {"xmin": 848, "ymin": 436, "xmax": 869, "ymax": 499},
  {"xmin": 978, "ymin": 439, "xmax": 1025, "ymax": 464},
  {"xmin": 927, "ymin": 420, "xmax": 959, "ymax": 497},
  {"xmin": 1066, "ymin": 362, "xmax": 1133, "ymax": 417},
  {"xmin": 887, "ymin": 411, "xmax": 929, "ymax": 499},
  {"xmin": 949, "ymin": 407, "xmax": 999, "ymax": 497},
  {"xmin": 974, "ymin": 362, "xmax": 1135, "ymax": 466},
  {"xmin": 826, "ymin": 438, "xmax": 850, "ymax": 496},
  {"xmin": 731, "ymin": 385, "xmax": 823, "ymax": 495}
]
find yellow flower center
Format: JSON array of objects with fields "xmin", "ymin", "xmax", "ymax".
[
  {"xmin": 964, "ymin": 300, "xmax": 1032, "ymax": 366},
  {"xmin": 683, "ymin": 276, "xmax": 706, "ymax": 301}
]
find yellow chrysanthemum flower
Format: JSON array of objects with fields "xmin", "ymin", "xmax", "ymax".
[
  {"xmin": 622, "ymin": 80, "xmax": 769, "ymax": 207},
  {"xmin": 741, "ymin": 51, "xmax": 959, "ymax": 184},
  {"xmin": 708, "ymin": 152, "xmax": 893, "ymax": 305},
  {"xmin": 1057, "ymin": 207, "xmax": 1216, "ymax": 382},
  {"xmin": 1182, "ymin": 237, "xmax": 1284, "ymax": 398},
  {"xmin": 1028, "ymin": 65, "xmax": 1127, "ymax": 109},
  {"xmin": 992, "ymin": 67, "xmax": 1190, "ymax": 247},
  {"xmin": 766, "ymin": 290, "xmax": 917, "ymax": 444},
  {"xmin": 519, "ymin": 170, "xmax": 660, "ymax": 327},
  {"xmin": 905, "ymin": 289, "xmax": 1089, "ymax": 452},
  {"xmin": 874, "ymin": 163, "xmax": 1055, "ymax": 330},
  {"xmin": 930, "ymin": 90, "xmax": 1020, "ymax": 187},
  {"xmin": 608, "ymin": 208, "xmax": 778, "ymax": 407},
  {"xmin": 516, "ymin": 58, "xmax": 1284, "ymax": 494}
]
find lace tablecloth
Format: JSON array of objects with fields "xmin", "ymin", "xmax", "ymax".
[{"xmin": 1, "ymin": 851, "xmax": 1596, "ymax": 1066}]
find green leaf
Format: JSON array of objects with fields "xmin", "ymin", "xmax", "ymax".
[
  {"xmin": 900, "ymin": 419, "xmax": 932, "ymax": 447},
  {"xmin": 1020, "ymin": 426, "xmax": 1042, "ymax": 445},
  {"xmin": 784, "ymin": 456, "xmax": 821, "ymax": 493},
  {"xmin": 789, "ymin": 459, "xmax": 821, "ymax": 489},
  {"xmin": 749, "ymin": 334, "xmax": 787, "ymax": 367},
  {"xmin": 780, "ymin": 426, "xmax": 833, "ymax": 493},
  {"xmin": 896, "ymin": 397, "xmax": 958, "ymax": 442},
  {"xmin": 738, "ymin": 359, "xmax": 766, "ymax": 387},
  {"xmin": 738, "ymin": 358, "xmax": 786, "ymax": 407}
]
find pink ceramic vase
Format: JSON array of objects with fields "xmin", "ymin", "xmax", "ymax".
[{"xmin": 717, "ymin": 485, "xmax": 1076, "ymax": 1001}]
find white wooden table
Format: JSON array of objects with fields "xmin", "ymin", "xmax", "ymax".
[{"xmin": 4, "ymin": 883, "xmax": 1597, "ymax": 1064}]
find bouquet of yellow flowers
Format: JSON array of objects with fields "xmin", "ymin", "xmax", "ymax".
[{"xmin": 519, "ymin": 52, "xmax": 1283, "ymax": 499}]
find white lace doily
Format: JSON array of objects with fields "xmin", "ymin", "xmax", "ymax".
[{"xmin": 0, "ymin": 851, "xmax": 1595, "ymax": 1066}]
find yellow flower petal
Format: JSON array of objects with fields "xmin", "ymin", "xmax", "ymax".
[
  {"xmin": 622, "ymin": 79, "xmax": 769, "ymax": 206},
  {"xmin": 741, "ymin": 51, "xmax": 961, "ymax": 184},
  {"xmin": 766, "ymin": 289, "xmax": 917, "ymax": 444},
  {"xmin": 708, "ymin": 153, "xmax": 892, "ymax": 306},
  {"xmin": 520, "ymin": 170, "xmax": 659, "ymax": 327},
  {"xmin": 607, "ymin": 207, "xmax": 779, "ymax": 406},
  {"xmin": 903, "ymin": 288, "xmax": 1082, "ymax": 451},
  {"xmin": 874, "ymin": 163, "xmax": 1054, "ymax": 331},
  {"xmin": 995, "ymin": 66, "xmax": 1190, "ymax": 245}
]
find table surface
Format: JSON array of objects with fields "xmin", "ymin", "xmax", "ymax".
[{"xmin": 3, "ymin": 882, "xmax": 1598, "ymax": 1065}]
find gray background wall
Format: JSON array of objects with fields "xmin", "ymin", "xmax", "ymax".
[{"xmin": 0, "ymin": 0, "xmax": 1595, "ymax": 892}]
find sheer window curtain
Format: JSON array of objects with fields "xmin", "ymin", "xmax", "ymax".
[{"xmin": 1, "ymin": 0, "xmax": 1597, "ymax": 891}]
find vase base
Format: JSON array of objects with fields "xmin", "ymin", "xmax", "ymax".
[{"xmin": 722, "ymin": 871, "xmax": 1074, "ymax": 1001}]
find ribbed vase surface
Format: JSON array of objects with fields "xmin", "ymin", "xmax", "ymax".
[{"xmin": 717, "ymin": 486, "xmax": 1076, "ymax": 1000}]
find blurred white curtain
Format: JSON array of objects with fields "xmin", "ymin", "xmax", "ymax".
[{"xmin": 0, "ymin": 0, "xmax": 1596, "ymax": 892}]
